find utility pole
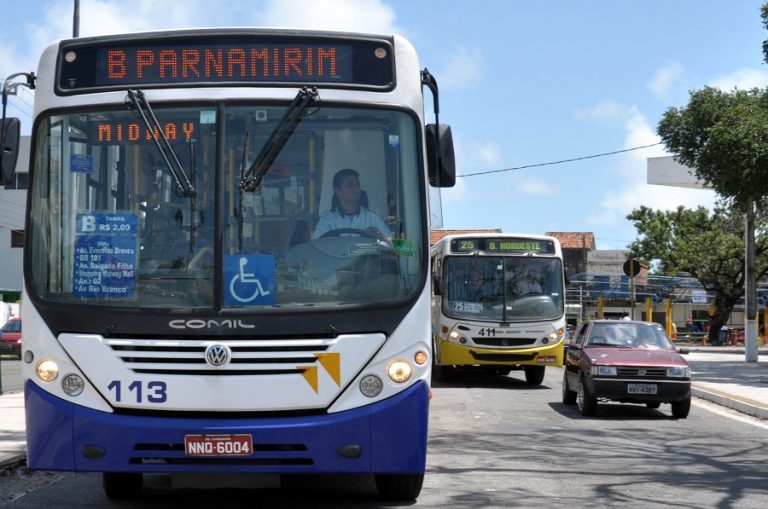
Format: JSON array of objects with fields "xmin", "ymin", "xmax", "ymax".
[{"xmin": 745, "ymin": 199, "xmax": 758, "ymax": 362}]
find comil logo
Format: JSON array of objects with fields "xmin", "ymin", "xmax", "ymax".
[
  {"xmin": 205, "ymin": 344, "xmax": 232, "ymax": 367},
  {"xmin": 168, "ymin": 319, "xmax": 255, "ymax": 329}
]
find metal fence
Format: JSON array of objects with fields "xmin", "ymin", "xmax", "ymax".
[{"xmin": 0, "ymin": 353, "xmax": 22, "ymax": 395}]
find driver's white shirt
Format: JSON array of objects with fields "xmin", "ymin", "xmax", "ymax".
[{"xmin": 313, "ymin": 207, "xmax": 392, "ymax": 239}]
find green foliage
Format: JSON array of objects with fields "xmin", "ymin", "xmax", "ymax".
[
  {"xmin": 657, "ymin": 87, "xmax": 768, "ymax": 208},
  {"xmin": 627, "ymin": 203, "xmax": 768, "ymax": 339},
  {"xmin": 762, "ymin": 2, "xmax": 768, "ymax": 63}
]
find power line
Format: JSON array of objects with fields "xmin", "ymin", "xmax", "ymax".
[{"xmin": 459, "ymin": 142, "xmax": 664, "ymax": 178}]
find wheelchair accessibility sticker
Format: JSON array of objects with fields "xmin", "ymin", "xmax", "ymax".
[{"xmin": 224, "ymin": 254, "xmax": 276, "ymax": 306}]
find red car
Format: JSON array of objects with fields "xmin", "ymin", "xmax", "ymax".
[
  {"xmin": 562, "ymin": 320, "xmax": 691, "ymax": 418},
  {"xmin": 0, "ymin": 317, "xmax": 22, "ymax": 355}
]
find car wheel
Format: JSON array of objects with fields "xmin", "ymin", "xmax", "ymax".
[
  {"xmin": 103, "ymin": 473, "xmax": 143, "ymax": 500},
  {"xmin": 562, "ymin": 371, "xmax": 577, "ymax": 405},
  {"xmin": 671, "ymin": 395, "xmax": 691, "ymax": 418},
  {"xmin": 375, "ymin": 473, "xmax": 424, "ymax": 501},
  {"xmin": 577, "ymin": 378, "xmax": 597, "ymax": 416},
  {"xmin": 646, "ymin": 402, "xmax": 661, "ymax": 409},
  {"xmin": 524, "ymin": 365, "xmax": 545, "ymax": 386}
]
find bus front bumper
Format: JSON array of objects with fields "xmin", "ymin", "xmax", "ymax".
[
  {"xmin": 24, "ymin": 380, "xmax": 429, "ymax": 474},
  {"xmin": 438, "ymin": 340, "xmax": 563, "ymax": 367}
]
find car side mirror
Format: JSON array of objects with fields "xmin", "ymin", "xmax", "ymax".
[{"xmin": 677, "ymin": 347, "xmax": 690, "ymax": 355}]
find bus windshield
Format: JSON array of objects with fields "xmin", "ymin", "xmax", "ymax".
[
  {"xmin": 27, "ymin": 102, "xmax": 424, "ymax": 310},
  {"xmin": 441, "ymin": 256, "xmax": 564, "ymax": 322}
]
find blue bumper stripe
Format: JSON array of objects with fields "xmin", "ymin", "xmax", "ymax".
[{"xmin": 25, "ymin": 380, "xmax": 429, "ymax": 474}]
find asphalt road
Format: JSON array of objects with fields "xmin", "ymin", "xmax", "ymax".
[
  {"xmin": 0, "ymin": 358, "xmax": 21, "ymax": 395},
  {"xmin": 1, "ymin": 366, "xmax": 767, "ymax": 508}
]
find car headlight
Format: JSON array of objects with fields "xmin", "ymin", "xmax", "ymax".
[
  {"xmin": 590, "ymin": 365, "xmax": 617, "ymax": 376},
  {"xmin": 667, "ymin": 366, "xmax": 690, "ymax": 378}
]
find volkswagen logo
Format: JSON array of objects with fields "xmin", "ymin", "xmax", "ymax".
[{"xmin": 205, "ymin": 343, "xmax": 232, "ymax": 367}]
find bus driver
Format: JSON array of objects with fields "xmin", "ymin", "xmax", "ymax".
[{"xmin": 313, "ymin": 168, "xmax": 393, "ymax": 242}]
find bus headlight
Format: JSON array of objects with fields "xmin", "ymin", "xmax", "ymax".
[
  {"xmin": 359, "ymin": 374, "xmax": 383, "ymax": 397},
  {"xmin": 448, "ymin": 330, "xmax": 461, "ymax": 340},
  {"xmin": 414, "ymin": 350, "xmax": 428, "ymax": 365},
  {"xmin": 36, "ymin": 359, "xmax": 59, "ymax": 382},
  {"xmin": 387, "ymin": 360, "xmax": 413, "ymax": 383},
  {"xmin": 62, "ymin": 374, "xmax": 85, "ymax": 396}
]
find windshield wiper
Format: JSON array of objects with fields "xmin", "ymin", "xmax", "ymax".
[
  {"xmin": 240, "ymin": 86, "xmax": 319, "ymax": 192},
  {"xmin": 126, "ymin": 89, "xmax": 196, "ymax": 197}
]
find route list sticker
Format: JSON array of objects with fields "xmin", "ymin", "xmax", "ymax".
[{"xmin": 73, "ymin": 212, "xmax": 139, "ymax": 299}]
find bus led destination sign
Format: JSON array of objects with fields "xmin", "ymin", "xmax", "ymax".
[
  {"xmin": 58, "ymin": 35, "xmax": 394, "ymax": 92},
  {"xmin": 452, "ymin": 238, "xmax": 555, "ymax": 254},
  {"xmin": 102, "ymin": 45, "xmax": 346, "ymax": 83}
]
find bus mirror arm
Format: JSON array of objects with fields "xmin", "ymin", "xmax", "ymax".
[
  {"xmin": 1, "ymin": 72, "xmax": 35, "ymax": 186},
  {"xmin": 422, "ymin": 69, "xmax": 455, "ymax": 188}
]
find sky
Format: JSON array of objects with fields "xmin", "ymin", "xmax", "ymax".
[{"xmin": 2, "ymin": 0, "xmax": 767, "ymax": 249}]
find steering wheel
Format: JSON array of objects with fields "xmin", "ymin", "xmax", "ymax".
[{"xmin": 319, "ymin": 228, "xmax": 378, "ymax": 239}]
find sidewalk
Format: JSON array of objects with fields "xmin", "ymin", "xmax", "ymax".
[
  {"xmin": 685, "ymin": 345, "xmax": 768, "ymax": 420},
  {"xmin": 1, "ymin": 346, "xmax": 767, "ymax": 471},
  {"xmin": 0, "ymin": 390, "xmax": 25, "ymax": 471}
]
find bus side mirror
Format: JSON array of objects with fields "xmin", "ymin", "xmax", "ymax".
[
  {"xmin": 1, "ymin": 117, "xmax": 21, "ymax": 186},
  {"xmin": 426, "ymin": 123, "xmax": 456, "ymax": 188},
  {"xmin": 432, "ymin": 275, "xmax": 443, "ymax": 295}
]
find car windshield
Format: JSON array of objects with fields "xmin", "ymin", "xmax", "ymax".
[
  {"xmin": 27, "ymin": 103, "xmax": 424, "ymax": 310},
  {"xmin": 587, "ymin": 323, "xmax": 673, "ymax": 349},
  {"xmin": 441, "ymin": 256, "xmax": 564, "ymax": 322}
]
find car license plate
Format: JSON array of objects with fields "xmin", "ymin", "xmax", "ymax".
[
  {"xmin": 184, "ymin": 434, "xmax": 253, "ymax": 456},
  {"xmin": 627, "ymin": 383, "xmax": 658, "ymax": 395}
]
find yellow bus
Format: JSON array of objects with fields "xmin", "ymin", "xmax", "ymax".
[{"xmin": 431, "ymin": 233, "xmax": 566, "ymax": 384}]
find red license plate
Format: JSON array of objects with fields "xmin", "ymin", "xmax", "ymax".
[{"xmin": 184, "ymin": 434, "xmax": 253, "ymax": 456}]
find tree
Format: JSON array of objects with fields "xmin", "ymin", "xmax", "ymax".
[
  {"xmin": 657, "ymin": 87, "xmax": 768, "ymax": 206},
  {"xmin": 627, "ymin": 204, "xmax": 768, "ymax": 344},
  {"xmin": 656, "ymin": 76, "xmax": 768, "ymax": 358}
]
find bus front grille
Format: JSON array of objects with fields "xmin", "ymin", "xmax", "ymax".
[
  {"xmin": 471, "ymin": 337, "xmax": 536, "ymax": 347},
  {"xmin": 469, "ymin": 351, "xmax": 537, "ymax": 362},
  {"xmin": 107, "ymin": 338, "xmax": 332, "ymax": 375}
]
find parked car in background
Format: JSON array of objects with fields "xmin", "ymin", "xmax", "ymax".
[
  {"xmin": 0, "ymin": 317, "xmax": 22, "ymax": 355},
  {"xmin": 562, "ymin": 320, "xmax": 691, "ymax": 418}
]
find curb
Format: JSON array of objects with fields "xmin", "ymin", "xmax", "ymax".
[
  {"xmin": 692, "ymin": 385, "xmax": 768, "ymax": 420},
  {"xmin": 0, "ymin": 454, "xmax": 26, "ymax": 473}
]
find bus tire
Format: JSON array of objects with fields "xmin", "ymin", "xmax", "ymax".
[
  {"xmin": 524, "ymin": 365, "xmax": 545, "ymax": 385},
  {"xmin": 433, "ymin": 363, "xmax": 453, "ymax": 383},
  {"xmin": 375, "ymin": 473, "xmax": 424, "ymax": 501},
  {"xmin": 103, "ymin": 473, "xmax": 143, "ymax": 500}
]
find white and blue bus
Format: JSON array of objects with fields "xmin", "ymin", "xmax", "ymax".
[
  {"xmin": 431, "ymin": 233, "xmax": 566, "ymax": 384},
  {"xmin": 1, "ymin": 28, "xmax": 454, "ymax": 500}
]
